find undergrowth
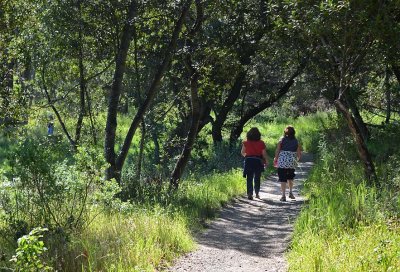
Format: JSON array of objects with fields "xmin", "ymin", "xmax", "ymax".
[
  {"xmin": 288, "ymin": 121, "xmax": 400, "ymax": 271},
  {"xmin": 0, "ymin": 112, "xmax": 330, "ymax": 271}
]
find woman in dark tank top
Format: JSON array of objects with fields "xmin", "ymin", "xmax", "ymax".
[{"xmin": 274, "ymin": 126, "xmax": 301, "ymax": 201}]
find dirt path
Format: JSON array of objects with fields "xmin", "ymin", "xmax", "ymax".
[{"xmin": 167, "ymin": 153, "xmax": 314, "ymax": 272}]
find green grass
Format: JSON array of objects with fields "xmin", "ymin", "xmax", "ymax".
[
  {"xmin": 71, "ymin": 209, "xmax": 194, "ymax": 272},
  {"xmin": 6, "ymin": 110, "xmax": 380, "ymax": 271},
  {"xmin": 287, "ymin": 121, "xmax": 400, "ymax": 271},
  {"xmin": 56, "ymin": 170, "xmax": 246, "ymax": 271},
  {"xmin": 290, "ymin": 224, "xmax": 400, "ymax": 271}
]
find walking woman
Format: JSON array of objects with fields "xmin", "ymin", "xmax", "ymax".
[
  {"xmin": 241, "ymin": 127, "xmax": 268, "ymax": 200},
  {"xmin": 274, "ymin": 125, "xmax": 301, "ymax": 201}
]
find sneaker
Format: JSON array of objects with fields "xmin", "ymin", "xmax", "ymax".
[
  {"xmin": 255, "ymin": 194, "xmax": 260, "ymax": 199},
  {"xmin": 280, "ymin": 196, "xmax": 286, "ymax": 201},
  {"xmin": 248, "ymin": 195, "xmax": 253, "ymax": 200},
  {"xmin": 289, "ymin": 192, "xmax": 295, "ymax": 199}
]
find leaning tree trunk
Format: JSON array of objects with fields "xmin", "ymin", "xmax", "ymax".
[
  {"xmin": 334, "ymin": 98, "xmax": 377, "ymax": 184},
  {"xmin": 229, "ymin": 60, "xmax": 306, "ymax": 144},
  {"xmin": 391, "ymin": 65, "xmax": 400, "ymax": 85},
  {"xmin": 211, "ymin": 70, "xmax": 246, "ymax": 143},
  {"xmin": 344, "ymin": 92, "xmax": 369, "ymax": 141},
  {"xmin": 136, "ymin": 119, "xmax": 146, "ymax": 181},
  {"xmin": 104, "ymin": 1, "xmax": 138, "ymax": 181},
  {"xmin": 170, "ymin": 61, "xmax": 201, "ymax": 188},
  {"xmin": 105, "ymin": 0, "xmax": 192, "ymax": 182},
  {"xmin": 170, "ymin": 0, "xmax": 203, "ymax": 189},
  {"xmin": 385, "ymin": 67, "xmax": 391, "ymax": 124}
]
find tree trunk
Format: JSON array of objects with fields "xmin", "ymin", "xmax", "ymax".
[
  {"xmin": 211, "ymin": 21, "xmax": 267, "ymax": 145},
  {"xmin": 170, "ymin": 0, "xmax": 203, "ymax": 189},
  {"xmin": 211, "ymin": 70, "xmax": 246, "ymax": 143},
  {"xmin": 170, "ymin": 67, "xmax": 201, "ymax": 188},
  {"xmin": 41, "ymin": 66, "xmax": 76, "ymax": 147},
  {"xmin": 75, "ymin": 5, "xmax": 86, "ymax": 148},
  {"xmin": 334, "ymin": 99, "xmax": 377, "ymax": 184},
  {"xmin": 391, "ymin": 64, "xmax": 400, "ymax": 84},
  {"xmin": 136, "ymin": 119, "xmax": 146, "ymax": 181},
  {"xmin": 85, "ymin": 88, "xmax": 97, "ymax": 145},
  {"xmin": 105, "ymin": 1, "xmax": 138, "ymax": 181},
  {"xmin": 229, "ymin": 61, "xmax": 306, "ymax": 144},
  {"xmin": 152, "ymin": 129, "xmax": 160, "ymax": 165},
  {"xmin": 105, "ymin": 1, "xmax": 192, "ymax": 181},
  {"xmin": 344, "ymin": 92, "xmax": 369, "ymax": 141},
  {"xmin": 385, "ymin": 68, "xmax": 391, "ymax": 124}
]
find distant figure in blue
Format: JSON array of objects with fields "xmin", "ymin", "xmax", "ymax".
[
  {"xmin": 274, "ymin": 125, "xmax": 302, "ymax": 201},
  {"xmin": 47, "ymin": 121, "xmax": 54, "ymax": 136},
  {"xmin": 241, "ymin": 127, "xmax": 268, "ymax": 200}
]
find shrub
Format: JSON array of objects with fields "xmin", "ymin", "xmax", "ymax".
[
  {"xmin": 0, "ymin": 139, "xmax": 112, "ymax": 269},
  {"xmin": 10, "ymin": 227, "xmax": 52, "ymax": 271}
]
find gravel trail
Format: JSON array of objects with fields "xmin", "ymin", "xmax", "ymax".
[{"xmin": 167, "ymin": 154, "xmax": 314, "ymax": 272}]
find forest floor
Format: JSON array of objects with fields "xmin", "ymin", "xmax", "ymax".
[{"xmin": 167, "ymin": 154, "xmax": 314, "ymax": 272}]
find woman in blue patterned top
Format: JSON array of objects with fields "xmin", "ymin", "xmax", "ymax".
[{"xmin": 273, "ymin": 126, "xmax": 301, "ymax": 201}]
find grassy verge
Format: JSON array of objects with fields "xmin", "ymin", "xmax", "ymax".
[
  {"xmin": 288, "ymin": 122, "xmax": 400, "ymax": 271},
  {"xmin": 63, "ymin": 170, "xmax": 246, "ymax": 271}
]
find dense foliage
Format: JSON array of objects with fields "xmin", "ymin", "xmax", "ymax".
[
  {"xmin": 1, "ymin": 0, "xmax": 400, "ymax": 270},
  {"xmin": 289, "ymin": 117, "xmax": 400, "ymax": 271}
]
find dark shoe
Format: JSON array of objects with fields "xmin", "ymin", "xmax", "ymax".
[
  {"xmin": 280, "ymin": 196, "xmax": 286, "ymax": 201},
  {"xmin": 248, "ymin": 195, "xmax": 253, "ymax": 200},
  {"xmin": 289, "ymin": 192, "xmax": 295, "ymax": 199},
  {"xmin": 255, "ymin": 194, "xmax": 260, "ymax": 199}
]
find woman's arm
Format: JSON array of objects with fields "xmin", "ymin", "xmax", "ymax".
[
  {"xmin": 262, "ymin": 149, "xmax": 268, "ymax": 164},
  {"xmin": 274, "ymin": 141, "xmax": 281, "ymax": 160},
  {"xmin": 241, "ymin": 144, "xmax": 246, "ymax": 157},
  {"xmin": 297, "ymin": 144, "xmax": 302, "ymax": 161}
]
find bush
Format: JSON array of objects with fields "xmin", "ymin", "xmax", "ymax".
[
  {"xmin": 10, "ymin": 227, "xmax": 52, "ymax": 271},
  {"xmin": 0, "ymin": 138, "xmax": 113, "ymax": 269}
]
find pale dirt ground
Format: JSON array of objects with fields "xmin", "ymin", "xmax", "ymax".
[{"xmin": 166, "ymin": 154, "xmax": 314, "ymax": 272}]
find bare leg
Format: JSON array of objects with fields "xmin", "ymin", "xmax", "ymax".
[
  {"xmin": 280, "ymin": 182, "xmax": 287, "ymax": 198},
  {"xmin": 288, "ymin": 179, "xmax": 295, "ymax": 199},
  {"xmin": 288, "ymin": 179, "xmax": 293, "ymax": 193}
]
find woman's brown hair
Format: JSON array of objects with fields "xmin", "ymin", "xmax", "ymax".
[
  {"xmin": 284, "ymin": 125, "xmax": 295, "ymax": 139},
  {"xmin": 246, "ymin": 127, "xmax": 261, "ymax": 141}
]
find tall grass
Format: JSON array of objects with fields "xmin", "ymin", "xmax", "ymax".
[
  {"xmin": 288, "ymin": 122, "xmax": 400, "ymax": 271},
  {"xmin": 0, "ymin": 111, "xmax": 345, "ymax": 271},
  {"xmin": 70, "ymin": 209, "xmax": 194, "ymax": 272},
  {"xmin": 57, "ymin": 170, "xmax": 246, "ymax": 271}
]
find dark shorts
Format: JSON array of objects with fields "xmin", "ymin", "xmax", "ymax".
[{"xmin": 278, "ymin": 168, "xmax": 295, "ymax": 182}]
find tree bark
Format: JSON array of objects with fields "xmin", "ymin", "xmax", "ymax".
[
  {"xmin": 229, "ymin": 60, "xmax": 306, "ymax": 144},
  {"xmin": 105, "ymin": 0, "xmax": 192, "ymax": 181},
  {"xmin": 75, "ymin": 3, "xmax": 86, "ymax": 147},
  {"xmin": 152, "ymin": 129, "xmax": 160, "ymax": 165},
  {"xmin": 334, "ymin": 98, "xmax": 377, "ymax": 184},
  {"xmin": 211, "ymin": 69, "xmax": 247, "ymax": 143},
  {"xmin": 105, "ymin": 1, "xmax": 138, "ymax": 181},
  {"xmin": 170, "ymin": 58, "xmax": 201, "ymax": 188},
  {"xmin": 385, "ymin": 68, "xmax": 391, "ymax": 124},
  {"xmin": 391, "ymin": 64, "xmax": 400, "ymax": 84},
  {"xmin": 170, "ymin": 0, "xmax": 203, "ymax": 189},
  {"xmin": 344, "ymin": 92, "xmax": 369, "ymax": 141},
  {"xmin": 136, "ymin": 120, "xmax": 146, "ymax": 181}
]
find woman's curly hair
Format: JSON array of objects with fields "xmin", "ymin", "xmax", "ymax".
[{"xmin": 246, "ymin": 127, "xmax": 261, "ymax": 141}]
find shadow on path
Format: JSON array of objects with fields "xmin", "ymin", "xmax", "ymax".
[{"xmin": 168, "ymin": 153, "xmax": 314, "ymax": 272}]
